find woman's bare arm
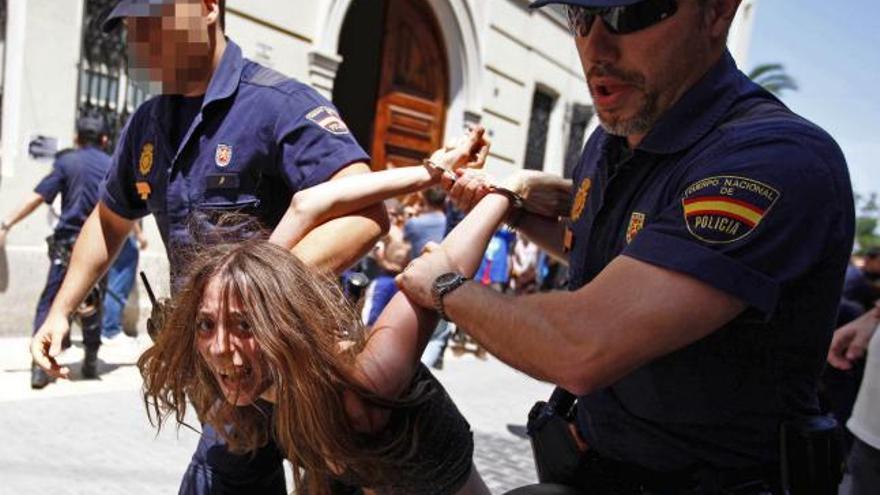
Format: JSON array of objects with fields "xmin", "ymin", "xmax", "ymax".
[
  {"xmin": 269, "ymin": 127, "xmax": 489, "ymax": 248},
  {"xmin": 352, "ymin": 191, "xmax": 513, "ymax": 404}
]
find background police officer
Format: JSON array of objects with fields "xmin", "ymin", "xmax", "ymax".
[
  {"xmin": 398, "ymin": 0, "xmax": 854, "ymax": 493},
  {"xmin": 30, "ymin": 1, "xmax": 388, "ymax": 494},
  {"xmin": 0, "ymin": 115, "xmax": 111, "ymax": 389}
]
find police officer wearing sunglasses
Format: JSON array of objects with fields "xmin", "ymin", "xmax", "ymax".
[{"xmin": 398, "ymin": 0, "xmax": 854, "ymax": 493}]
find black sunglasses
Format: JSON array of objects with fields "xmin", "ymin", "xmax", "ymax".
[{"xmin": 566, "ymin": 0, "xmax": 678, "ymax": 37}]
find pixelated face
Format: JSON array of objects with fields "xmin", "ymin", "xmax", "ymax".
[
  {"xmin": 195, "ymin": 276, "xmax": 273, "ymax": 407},
  {"xmin": 126, "ymin": 0, "xmax": 214, "ymax": 94},
  {"xmin": 573, "ymin": 0, "xmax": 714, "ymax": 139}
]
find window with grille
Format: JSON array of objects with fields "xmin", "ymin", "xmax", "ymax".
[
  {"xmin": 523, "ymin": 88, "xmax": 555, "ymax": 171},
  {"xmin": 564, "ymin": 103, "xmax": 593, "ymax": 178},
  {"xmin": 77, "ymin": 0, "xmax": 150, "ymax": 149}
]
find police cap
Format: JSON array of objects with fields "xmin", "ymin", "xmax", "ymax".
[
  {"xmin": 101, "ymin": 0, "xmax": 177, "ymax": 33},
  {"xmin": 76, "ymin": 115, "xmax": 108, "ymax": 135}
]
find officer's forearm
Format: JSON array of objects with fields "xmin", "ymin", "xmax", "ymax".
[
  {"xmin": 48, "ymin": 203, "xmax": 133, "ymax": 317},
  {"xmin": 512, "ymin": 212, "xmax": 569, "ymax": 263},
  {"xmin": 290, "ymin": 202, "xmax": 387, "ymax": 274}
]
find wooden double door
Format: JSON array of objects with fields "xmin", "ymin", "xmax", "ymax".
[{"xmin": 370, "ymin": 0, "xmax": 449, "ymax": 169}]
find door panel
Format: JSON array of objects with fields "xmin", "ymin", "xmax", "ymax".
[{"xmin": 371, "ymin": 0, "xmax": 448, "ymax": 170}]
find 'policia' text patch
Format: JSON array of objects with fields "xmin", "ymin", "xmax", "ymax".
[{"xmin": 681, "ymin": 175, "xmax": 780, "ymax": 244}]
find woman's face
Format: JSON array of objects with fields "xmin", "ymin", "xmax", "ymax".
[{"xmin": 195, "ymin": 276, "xmax": 272, "ymax": 406}]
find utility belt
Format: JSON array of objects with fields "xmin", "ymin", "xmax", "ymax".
[
  {"xmin": 570, "ymin": 451, "xmax": 779, "ymax": 495},
  {"xmin": 526, "ymin": 388, "xmax": 844, "ymax": 495},
  {"xmin": 46, "ymin": 233, "xmax": 104, "ymax": 318},
  {"xmin": 46, "ymin": 233, "xmax": 76, "ymax": 267}
]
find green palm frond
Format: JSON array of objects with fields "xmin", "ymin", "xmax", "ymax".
[{"xmin": 748, "ymin": 63, "xmax": 799, "ymax": 96}]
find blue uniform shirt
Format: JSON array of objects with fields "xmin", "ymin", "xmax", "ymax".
[
  {"xmin": 35, "ymin": 146, "xmax": 112, "ymax": 237},
  {"xmin": 100, "ymin": 41, "xmax": 369, "ymax": 283},
  {"xmin": 569, "ymin": 52, "xmax": 854, "ymax": 471}
]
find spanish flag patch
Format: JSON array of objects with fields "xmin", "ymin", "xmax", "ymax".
[{"xmin": 681, "ymin": 175, "xmax": 780, "ymax": 244}]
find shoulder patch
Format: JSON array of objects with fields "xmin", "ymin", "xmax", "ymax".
[
  {"xmin": 681, "ymin": 175, "xmax": 780, "ymax": 244},
  {"xmin": 305, "ymin": 106, "xmax": 350, "ymax": 135}
]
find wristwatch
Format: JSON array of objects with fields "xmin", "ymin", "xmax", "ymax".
[
  {"xmin": 432, "ymin": 272, "xmax": 469, "ymax": 321},
  {"xmin": 0, "ymin": 221, "xmax": 9, "ymax": 232}
]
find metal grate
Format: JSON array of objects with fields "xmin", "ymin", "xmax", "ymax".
[
  {"xmin": 524, "ymin": 89, "xmax": 555, "ymax": 171},
  {"xmin": 76, "ymin": 0, "xmax": 150, "ymax": 150},
  {"xmin": 564, "ymin": 103, "xmax": 593, "ymax": 178}
]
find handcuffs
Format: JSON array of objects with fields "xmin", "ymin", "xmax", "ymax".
[{"xmin": 421, "ymin": 158, "xmax": 524, "ymax": 211}]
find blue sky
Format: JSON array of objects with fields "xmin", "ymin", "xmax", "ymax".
[{"xmin": 749, "ymin": 0, "xmax": 880, "ymax": 203}]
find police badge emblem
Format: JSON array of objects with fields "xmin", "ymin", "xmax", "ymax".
[
  {"xmin": 626, "ymin": 212, "xmax": 646, "ymax": 244},
  {"xmin": 570, "ymin": 178, "xmax": 592, "ymax": 220},
  {"xmin": 215, "ymin": 144, "xmax": 233, "ymax": 168},
  {"xmin": 138, "ymin": 143, "xmax": 154, "ymax": 176}
]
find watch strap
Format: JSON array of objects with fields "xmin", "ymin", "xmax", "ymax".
[{"xmin": 432, "ymin": 273, "xmax": 469, "ymax": 321}]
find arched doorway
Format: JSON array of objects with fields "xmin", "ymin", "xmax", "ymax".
[{"xmin": 333, "ymin": 0, "xmax": 449, "ymax": 170}]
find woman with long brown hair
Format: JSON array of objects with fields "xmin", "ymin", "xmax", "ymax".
[{"xmin": 138, "ymin": 128, "xmax": 515, "ymax": 494}]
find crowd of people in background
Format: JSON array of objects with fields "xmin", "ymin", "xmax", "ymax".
[{"xmin": 347, "ymin": 186, "xmax": 571, "ymax": 369}]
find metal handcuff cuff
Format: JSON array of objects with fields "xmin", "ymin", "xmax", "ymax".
[{"xmin": 421, "ymin": 158, "xmax": 524, "ymax": 215}]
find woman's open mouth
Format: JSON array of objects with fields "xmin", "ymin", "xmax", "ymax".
[{"xmin": 215, "ymin": 365, "xmax": 254, "ymax": 390}]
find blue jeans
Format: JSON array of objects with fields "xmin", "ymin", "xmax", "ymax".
[
  {"xmin": 420, "ymin": 320, "xmax": 451, "ymax": 367},
  {"xmin": 102, "ymin": 237, "xmax": 139, "ymax": 339}
]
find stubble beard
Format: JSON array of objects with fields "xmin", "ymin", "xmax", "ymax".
[
  {"xmin": 588, "ymin": 63, "xmax": 662, "ymax": 138},
  {"xmin": 595, "ymin": 87, "xmax": 661, "ymax": 137}
]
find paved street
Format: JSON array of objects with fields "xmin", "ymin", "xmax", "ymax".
[{"xmin": 0, "ymin": 335, "xmax": 552, "ymax": 494}]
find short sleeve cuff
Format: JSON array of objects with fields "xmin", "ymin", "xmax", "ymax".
[
  {"xmin": 624, "ymin": 229, "xmax": 779, "ymax": 315},
  {"xmin": 299, "ymin": 148, "xmax": 370, "ymax": 190},
  {"xmin": 33, "ymin": 185, "xmax": 55, "ymax": 204},
  {"xmin": 99, "ymin": 182, "xmax": 147, "ymax": 220}
]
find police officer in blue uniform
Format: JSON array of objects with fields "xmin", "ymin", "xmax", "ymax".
[
  {"xmin": 0, "ymin": 115, "xmax": 111, "ymax": 389},
  {"xmin": 30, "ymin": 1, "xmax": 386, "ymax": 493},
  {"xmin": 398, "ymin": 0, "xmax": 855, "ymax": 493}
]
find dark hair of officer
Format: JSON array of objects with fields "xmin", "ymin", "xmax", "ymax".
[
  {"xmin": 138, "ymin": 238, "xmax": 429, "ymax": 495},
  {"xmin": 75, "ymin": 116, "xmax": 108, "ymax": 148}
]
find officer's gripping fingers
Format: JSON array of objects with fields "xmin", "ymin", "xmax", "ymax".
[
  {"xmin": 449, "ymin": 177, "xmax": 471, "ymax": 212},
  {"xmin": 846, "ymin": 328, "xmax": 873, "ymax": 362},
  {"xmin": 827, "ymin": 329, "xmax": 854, "ymax": 370}
]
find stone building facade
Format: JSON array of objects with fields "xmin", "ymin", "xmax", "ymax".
[{"xmin": 0, "ymin": 0, "xmax": 757, "ymax": 334}]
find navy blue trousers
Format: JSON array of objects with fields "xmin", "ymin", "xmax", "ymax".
[
  {"xmin": 32, "ymin": 258, "xmax": 102, "ymax": 350},
  {"xmin": 179, "ymin": 423, "xmax": 286, "ymax": 495}
]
